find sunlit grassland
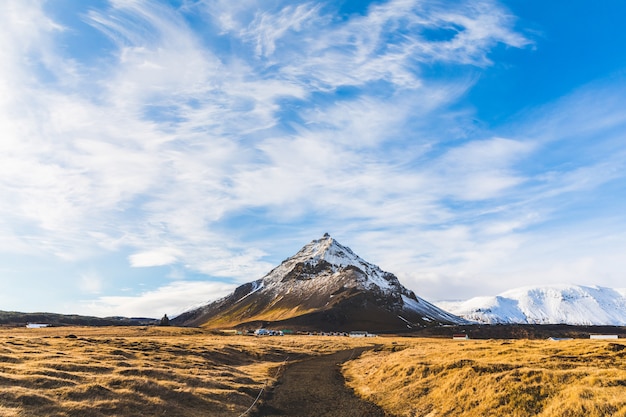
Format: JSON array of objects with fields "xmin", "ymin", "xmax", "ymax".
[
  {"xmin": 3, "ymin": 328, "xmax": 626, "ymax": 417},
  {"xmin": 0, "ymin": 326, "xmax": 370, "ymax": 417},
  {"xmin": 343, "ymin": 338, "xmax": 626, "ymax": 417}
]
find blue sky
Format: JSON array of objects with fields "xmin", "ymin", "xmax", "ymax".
[{"xmin": 2, "ymin": 0, "xmax": 626, "ymax": 318}]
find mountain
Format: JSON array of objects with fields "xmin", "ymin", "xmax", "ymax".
[
  {"xmin": 173, "ymin": 234, "xmax": 465, "ymax": 331},
  {"xmin": 436, "ymin": 284, "xmax": 626, "ymax": 325}
]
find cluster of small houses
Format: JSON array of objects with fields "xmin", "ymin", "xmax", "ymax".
[{"xmin": 252, "ymin": 329, "xmax": 378, "ymax": 337}]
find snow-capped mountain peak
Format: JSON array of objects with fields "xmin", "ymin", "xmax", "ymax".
[
  {"xmin": 437, "ymin": 284, "xmax": 626, "ymax": 325},
  {"xmin": 263, "ymin": 234, "xmax": 397, "ymax": 293},
  {"xmin": 173, "ymin": 235, "xmax": 466, "ymax": 329},
  {"xmin": 290, "ymin": 233, "xmax": 364, "ymax": 268}
]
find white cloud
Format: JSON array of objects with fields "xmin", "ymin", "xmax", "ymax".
[
  {"xmin": 279, "ymin": 0, "xmax": 527, "ymax": 89},
  {"xmin": 79, "ymin": 271, "xmax": 103, "ymax": 294},
  {"xmin": 129, "ymin": 247, "xmax": 182, "ymax": 267},
  {"xmin": 432, "ymin": 137, "xmax": 535, "ymax": 200},
  {"xmin": 425, "ymin": 2, "xmax": 529, "ymax": 65},
  {"xmin": 79, "ymin": 281, "xmax": 237, "ymax": 318},
  {"xmin": 243, "ymin": 3, "xmax": 323, "ymax": 58},
  {"xmin": 17, "ymin": 0, "xmax": 626, "ymax": 316},
  {"xmin": 0, "ymin": 0, "xmax": 528, "ymax": 258}
]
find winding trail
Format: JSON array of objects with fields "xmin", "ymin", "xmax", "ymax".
[{"xmin": 251, "ymin": 347, "xmax": 391, "ymax": 417}]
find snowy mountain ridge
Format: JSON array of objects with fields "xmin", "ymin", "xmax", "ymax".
[{"xmin": 437, "ymin": 284, "xmax": 626, "ymax": 325}]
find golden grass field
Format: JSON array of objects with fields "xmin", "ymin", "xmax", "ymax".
[
  {"xmin": 343, "ymin": 338, "xmax": 626, "ymax": 417},
  {"xmin": 1, "ymin": 327, "xmax": 625, "ymax": 416},
  {"xmin": 0, "ymin": 326, "xmax": 368, "ymax": 417}
]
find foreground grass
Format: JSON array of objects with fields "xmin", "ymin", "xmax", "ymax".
[
  {"xmin": 343, "ymin": 338, "xmax": 626, "ymax": 417},
  {"xmin": 0, "ymin": 327, "xmax": 369, "ymax": 417},
  {"xmin": 3, "ymin": 328, "xmax": 626, "ymax": 416}
]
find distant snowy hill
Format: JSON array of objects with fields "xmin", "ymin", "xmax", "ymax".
[
  {"xmin": 173, "ymin": 234, "xmax": 465, "ymax": 330},
  {"xmin": 437, "ymin": 285, "xmax": 626, "ymax": 325}
]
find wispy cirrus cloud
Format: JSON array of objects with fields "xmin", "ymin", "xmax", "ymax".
[
  {"xmin": 242, "ymin": 3, "xmax": 324, "ymax": 58},
  {"xmin": 18, "ymin": 0, "xmax": 626, "ymax": 316},
  {"xmin": 2, "ymin": 0, "xmax": 528, "ymax": 262}
]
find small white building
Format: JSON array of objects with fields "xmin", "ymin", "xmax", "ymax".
[
  {"xmin": 26, "ymin": 323, "xmax": 49, "ymax": 329},
  {"xmin": 453, "ymin": 334, "xmax": 469, "ymax": 340},
  {"xmin": 590, "ymin": 334, "xmax": 618, "ymax": 340}
]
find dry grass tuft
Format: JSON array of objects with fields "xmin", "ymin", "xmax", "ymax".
[{"xmin": 343, "ymin": 338, "xmax": 626, "ymax": 417}]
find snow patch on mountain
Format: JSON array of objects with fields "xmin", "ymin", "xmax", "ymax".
[
  {"xmin": 437, "ymin": 284, "xmax": 626, "ymax": 325},
  {"xmin": 235, "ymin": 280, "xmax": 263, "ymax": 303}
]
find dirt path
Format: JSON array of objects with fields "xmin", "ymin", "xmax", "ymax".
[{"xmin": 251, "ymin": 347, "xmax": 391, "ymax": 417}]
